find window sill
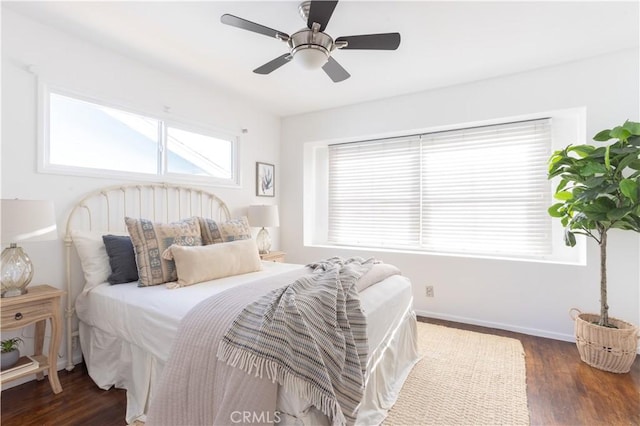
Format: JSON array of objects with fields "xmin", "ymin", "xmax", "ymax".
[{"xmin": 305, "ymin": 243, "xmax": 586, "ymax": 266}]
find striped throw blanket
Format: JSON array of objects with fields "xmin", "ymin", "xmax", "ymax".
[{"xmin": 217, "ymin": 257, "xmax": 376, "ymax": 425}]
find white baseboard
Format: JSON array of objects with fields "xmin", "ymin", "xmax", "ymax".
[
  {"xmin": 415, "ymin": 309, "xmax": 640, "ymax": 355},
  {"xmin": 414, "ymin": 309, "xmax": 576, "ymax": 342}
]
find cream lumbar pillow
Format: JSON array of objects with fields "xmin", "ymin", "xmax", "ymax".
[{"xmin": 163, "ymin": 238, "xmax": 263, "ymax": 288}]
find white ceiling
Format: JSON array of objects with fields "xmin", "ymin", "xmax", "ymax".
[{"xmin": 5, "ymin": 1, "xmax": 639, "ymax": 117}]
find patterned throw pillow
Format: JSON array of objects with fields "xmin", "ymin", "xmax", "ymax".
[
  {"xmin": 198, "ymin": 217, "xmax": 224, "ymax": 245},
  {"xmin": 198, "ymin": 216, "xmax": 252, "ymax": 244},
  {"xmin": 125, "ymin": 216, "xmax": 202, "ymax": 287},
  {"xmin": 219, "ymin": 216, "xmax": 252, "ymax": 242}
]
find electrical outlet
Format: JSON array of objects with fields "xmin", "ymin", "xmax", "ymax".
[{"xmin": 425, "ymin": 285, "xmax": 434, "ymax": 297}]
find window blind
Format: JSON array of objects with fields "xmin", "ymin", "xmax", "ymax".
[
  {"xmin": 421, "ymin": 120, "xmax": 552, "ymax": 256},
  {"xmin": 327, "ymin": 119, "xmax": 552, "ymax": 257},
  {"xmin": 328, "ymin": 137, "xmax": 421, "ymax": 248}
]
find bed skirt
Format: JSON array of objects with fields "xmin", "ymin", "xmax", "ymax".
[{"xmin": 79, "ymin": 306, "xmax": 420, "ymax": 425}]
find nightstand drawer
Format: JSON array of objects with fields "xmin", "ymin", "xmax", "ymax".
[{"xmin": 1, "ymin": 301, "xmax": 51, "ymax": 328}]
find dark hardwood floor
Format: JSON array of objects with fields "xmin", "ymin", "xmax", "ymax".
[{"xmin": 1, "ymin": 317, "xmax": 638, "ymax": 425}]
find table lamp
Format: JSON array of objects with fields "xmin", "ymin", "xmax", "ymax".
[
  {"xmin": 1, "ymin": 199, "xmax": 57, "ymax": 297},
  {"xmin": 247, "ymin": 205, "xmax": 279, "ymax": 254}
]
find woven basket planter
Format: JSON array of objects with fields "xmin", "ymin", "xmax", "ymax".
[{"xmin": 570, "ymin": 308, "xmax": 639, "ymax": 374}]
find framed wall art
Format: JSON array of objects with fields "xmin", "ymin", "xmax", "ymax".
[{"xmin": 256, "ymin": 162, "xmax": 275, "ymax": 197}]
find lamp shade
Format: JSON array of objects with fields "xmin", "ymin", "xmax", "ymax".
[
  {"xmin": 1, "ymin": 199, "xmax": 57, "ymax": 243},
  {"xmin": 1, "ymin": 199, "xmax": 57, "ymax": 297},
  {"xmin": 247, "ymin": 205, "xmax": 279, "ymax": 228}
]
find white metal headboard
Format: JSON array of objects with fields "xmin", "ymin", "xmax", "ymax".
[{"xmin": 63, "ymin": 183, "xmax": 231, "ymax": 371}]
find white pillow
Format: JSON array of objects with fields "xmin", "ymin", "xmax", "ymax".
[
  {"xmin": 71, "ymin": 230, "xmax": 111, "ymax": 290},
  {"xmin": 163, "ymin": 239, "xmax": 262, "ymax": 289},
  {"xmin": 356, "ymin": 263, "xmax": 401, "ymax": 292}
]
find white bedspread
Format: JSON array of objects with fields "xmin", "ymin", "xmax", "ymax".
[
  {"xmin": 76, "ymin": 262, "xmax": 305, "ymax": 363},
  {"xmin": 76, "ymin": 261, "xmax": 417, "ymax": 424}
]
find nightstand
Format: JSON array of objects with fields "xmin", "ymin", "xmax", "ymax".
[
  {"xmin": 0, "ymin": 285, "xmax": 64, "ymax": 394},
  {"xmin": 260, "ymin": 251, "xmax": 286, "ymax": 263}
]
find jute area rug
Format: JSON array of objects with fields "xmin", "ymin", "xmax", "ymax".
[
  {"xmin": 133, "ymin": 322, "xmax": 529, "ymax": 426},
  {"xmin": 384, "ymin": 322, "xmax": 529, "ymax": 426}
]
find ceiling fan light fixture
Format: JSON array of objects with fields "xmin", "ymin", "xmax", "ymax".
[
  {"xmin": 292, "ymin": 45, "xmax": 329, "ymax": 69},
  {"xmin": 288, "ymin": 28, "xmax": 333, "ymax": 69}
]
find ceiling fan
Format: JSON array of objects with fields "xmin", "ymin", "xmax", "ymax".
[{"xmin": 221, "ymin": 0, "xmax": 401, "ymax": 83}]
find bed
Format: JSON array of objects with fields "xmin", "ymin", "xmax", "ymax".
[{"xmin": 64, "ymin": 183, "xmax": 420, "ymax": 425}]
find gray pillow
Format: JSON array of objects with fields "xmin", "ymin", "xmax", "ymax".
[{"xmin": 102, "ymin": 234, "xmax": 139, "ymax": 285}]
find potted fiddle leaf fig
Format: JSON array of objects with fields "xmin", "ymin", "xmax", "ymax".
[{"xmin": 548, "ymin": 119, "xmax": 640, "ymax": 373}]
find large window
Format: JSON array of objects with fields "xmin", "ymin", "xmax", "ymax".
[
  {"xmin": 41, "ymin": 90, "xmax": 239, "ymax": 186},
  {"xmin": 327, "ymin": 119, "xmax": 552, "ymax": 258}
]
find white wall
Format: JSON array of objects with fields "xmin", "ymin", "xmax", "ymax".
[
  {"xmin": 1, "ymin": 9, "xmax": 282, "ymax": 380},
  {"xmin": 280, "ymin": 48, "xmax": 640, "ymax": 343}
]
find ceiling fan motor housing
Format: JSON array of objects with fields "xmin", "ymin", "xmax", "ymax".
[{"xmin": 288, "ymin": 29, "xmax": 333, "ymax": 68}]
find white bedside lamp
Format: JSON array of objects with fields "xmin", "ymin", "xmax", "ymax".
[
  {"xmin": 1, "ymin": 199, "xmax": 57, "ymax": 297},
  {"xmin": 248, "ymin": 205, "xmax": 279, "ymax": 254}
]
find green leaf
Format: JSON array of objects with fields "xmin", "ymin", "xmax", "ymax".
[
  {"xmin": 620, "ymin": 179, "xmax": 638, "ymax": 202},
  {"xmin": 548, "ymin": 203, "xmax": 565, "ymax": 218},
  {"xmin": 554, "ymin": 191, "xmax": 573, "ymax": 201},
  {"xmin": 593, "ymin": 197, "xmax": 617, "ymax": 211},
  {"xmin": 576, "ymin": 187, "xmax": 611, "ymax": 202},
  {"xmin": 548, "ymin": 155, "xmax": 571, "ymax": 173},
  {"xmin": 548, "ymin": 167, "xmax": 578, "ymax": 179},
  {"xmin": 589, "ymin": 147, "xmax": 607, "ymax": 158},
  {"xmin": 607, "ymin": 207, "xmax": 632, "ymax": 221},
  {"xmin": 569, "ymin": 145, "xmax": 595, "ymax": 157},
  {"xmin": 610, "ymin": 146, "xmax": 637, "ymax": 155},
  {"xmin": 578, "ymin": 198, "xmax": 616, "ymax": 222},
  {"xmin": 610, "ymin": 126, "xmax": 631, "ymax": 141},
  {"xmin": 622, "ymin": 120, "xmax": 640, "ymax": 136},
  {"xmin": 628, "ymin": 135, "xmax": 640, "ymax": 147},
  {"xmin": 580, "ymin": 162, "xmax": 608, "ymax": 176},
  {"xmin": 564, "ymin": 229, "xmax": 577, "ymax": 247},
  {"xmin": 604, "ymin": 145, "xmax": 610, "ymax": 169},
  {"xmin": 614, "ymin": 152, "xmax": 640, "ymax": 172},
  {"xmin": 611, "ymin": 216, "xmax": 640, "ymax": 232},
  {"xmin": 593, "ymin": 129, "xmax": 612, "ymax": 141},
  {"xmin": 628, "ymin": 160, "xmax": 640, "ymax": 171},
  {"xmin": 555, "ymin": 179, "xmax": 569, "ymax": 192},
  {"xmin": 581, "ymin": 211, "xmax": 608, "ymax": 222},
  {"xmin": 583, "ymin": 176, "xmax": 605, "ymax": 187}
]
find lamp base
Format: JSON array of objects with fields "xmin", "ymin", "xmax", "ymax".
[
  {"xmin": 256, "ymin": 227, "xmax": 272, "ymax": 255},
  {"xmin": 1, "ymin": 244, "xmax": 34, "ymax": 298},
  {"xmin": 2, "ymin": 287, "xmax": 28, "ymax": 298}
]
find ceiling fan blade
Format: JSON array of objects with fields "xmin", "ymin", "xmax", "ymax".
[
  {"xmin": 335, "ymin": 33, "xmax": 401, "ymax": 50},
  {"xmin": 307, "ymin": 0, "xmax": 338, "ymax": 32},
  {"xmin": 253, "ymin": 54, "xmax": 293, "ymax": 75},
  {"xmin": 221, "ymin": 14, "xmax": 289, "ymax": 40},
  {"xmin": 322, "ymin": 57, "xmax": 350, "ymax": 83}
]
